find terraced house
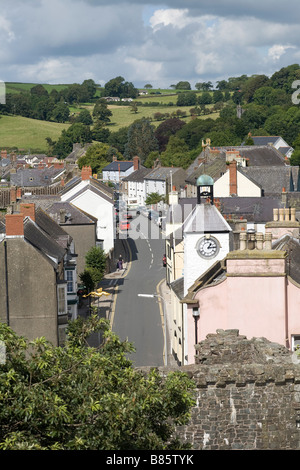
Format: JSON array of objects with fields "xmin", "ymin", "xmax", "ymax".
[{"xmin": 0, "ymin": 203, "xmax": 78, "ymax": 346}]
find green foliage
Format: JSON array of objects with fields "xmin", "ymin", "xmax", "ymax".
[
  {"xmin": 175, "ymin": 81, "xmax": 191, "ymax": 90},
  {"xmin": 145, "ymin": 192, "xmax": 164, "ymax": 205},
  {"xmin": 177, "ymin": 92, "xmax": 197, "ymax": 107},
  {"xmin": 289, "ymin": 149, "xmax": 300, "ymax": 166},
  {"xmin": 104, "ymin": 76, "xmax": 138, "ymax": 99},
  {"xmin": 0, "ymin": 317, "xmax": 195, "ymax": 450},
  {"xmin": 53, "ymin": 122, "xmax": 92, "ymax": 159},
  {"xmin": 124, "ymin": 118, "xmax": 159, "ymax": 162},
  {"xmin": 93, "ymin": 100, "xmax": 112, "ymax": 123},
  {"xmin": 77, "ymin": 142, "xmax": 122, "ymax": 173}
]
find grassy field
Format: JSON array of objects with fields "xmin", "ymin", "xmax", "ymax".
[
  {"xmin": 1, "ymin": 83, "xmax": 219, "ymax": 152},
  {"xmin": 0, "ymin": 115, "xmax": 70, "ymax": 152},
  {"xmin": 106, "ymin": 104, "xmax": 218, "ymax": 131}
]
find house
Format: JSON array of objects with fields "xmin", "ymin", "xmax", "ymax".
[
  {"xmin": 144, "ymin": 165, "xmax": 187, "ymax": 205},
  {"xmin": 102, "ymin": 156, "xmax": 140, "ymax": 184},
  {"xmin": 10, "ymin": 166, "xmax": 66, "ymax": 190},
  {"xmin": 45, "ymin": 201, "xmax": 98, "ymax": 275},
  {"xmin": 121, "ymin": 167, "xmax": 152, "ymax": 205},
  {"xmin": 185, "ymin": 145, "xmax": 287, "ymax": 198},
  {"xmin": 0, "ymin": 203, "xmax": 78, "ymax": 346},
  {"xmin": 181, "ymin": 207, "xmax": 300, "ymax": 364},
  {"xmin": 250, "ymin": 135, "xmax": 294, "ymax": 159},
  {"xmin": 60, "ymin": 166, "xmax": 115, "ymax": 254}
]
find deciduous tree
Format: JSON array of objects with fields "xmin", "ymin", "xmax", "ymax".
[{"xmin": 0, "ymin": 317, "xmax": 195, "ymax": 450}]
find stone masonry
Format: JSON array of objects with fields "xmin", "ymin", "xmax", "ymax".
[{"xmin": 143, "ymin": 329, "xmax": 300, "ymax": 450}]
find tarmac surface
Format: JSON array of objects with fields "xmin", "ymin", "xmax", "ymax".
[{"xmin": 77, "ymin": 237, "xmax": 176, "ymax": 366}]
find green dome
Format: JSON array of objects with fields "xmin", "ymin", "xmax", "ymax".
[{"xmin": 196, "ymin": 174, "xmax": 214, "ymax": 186}]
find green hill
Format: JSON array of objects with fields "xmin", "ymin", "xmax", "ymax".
[{"xmin": 0, "ymin": 115, "xmax": 70, "ymax": 153}]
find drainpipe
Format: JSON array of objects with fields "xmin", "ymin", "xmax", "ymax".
[{"xmin": 4, "ymin": 241, "xmax": 9, "ymax": 326}]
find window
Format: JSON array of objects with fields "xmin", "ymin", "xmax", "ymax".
[
  {"xmin": 66, "ymin": 270, "xmax": 74, "ymax": 293},
  {"xmin": 291, "ymin": 335, "xmax": 300, "ymax": 351},
  {"xmin": 57, "ymin": 285, "xmax": 67, "ymax": 315}
]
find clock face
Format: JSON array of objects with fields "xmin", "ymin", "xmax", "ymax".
[{"xmin": 197, "ymin": 236, "xmax": 220, "ymax": 259}]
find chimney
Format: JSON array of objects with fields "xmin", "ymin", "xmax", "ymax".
[
  {"xmin": 10, "ymin": 187, "xmax": 17, "ymax": 204},
  {"xmin": 113, "ymin": 156, "xmax": 118, "ymax": 162},
  {"xmin": 133, "ymin": 156, "xmax": 140, "ymax": 171},
  {"xmin": 5, "ymin": 214, "xmax": 24, "ymax": 236},
  {"xmin": 1, "ymin": 149, "xmax": 7, "ymax": 160},
  {"xmin": 81, "ymin": 166, "xmax": 92, "ymax": 181},
  {"xmin": 20, "ymin": 203, "xmax": 35, "ymax": 222},
  {"xmin": 229, "ymin": 160, "xmax": 237, "ymax": 196},
  {"xmin": 60, "ymin": 209, "xmax": 66, "ymax": 224},
  {"xmin": 16, "ymin": 188, "xmax": 22, "ymax": 199}
]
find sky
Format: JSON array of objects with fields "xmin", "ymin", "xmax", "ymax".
[{"xmin": 1, "ymin": 0, "xmax": 300, "ymax": 88}]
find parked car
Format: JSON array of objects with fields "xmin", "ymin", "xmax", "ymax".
[{"xmin": 119, "ymin": 220, "xmax": 131, "ymax": 231}]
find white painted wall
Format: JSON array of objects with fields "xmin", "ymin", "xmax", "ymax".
[
  {"xmin": 61, "ymin": 183, "xmax": 114, "ymax": 253},
  {"xmin": 214, "ymin": 169, "xmax": 261, "ymax": 197}
]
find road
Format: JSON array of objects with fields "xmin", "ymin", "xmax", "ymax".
[{"xmin": 111, "ymin": 214, "xmax": 166, "ymax": 367}]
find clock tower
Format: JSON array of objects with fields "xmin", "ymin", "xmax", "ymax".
[{"xmin": 183, "ymin": 174, "xmax": 233, "ymax": 296}]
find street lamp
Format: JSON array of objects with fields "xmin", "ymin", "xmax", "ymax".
[
  {"xmin": 138, "ymin": 293, "xmax": 168, "ymax": 366},
  {"xmin": 192, "ymin": 307, "xmax": 200, "ymax": 354}
]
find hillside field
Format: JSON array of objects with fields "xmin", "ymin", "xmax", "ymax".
[{"xmin": 0, "ymin": 115, "xmax": 70, "ymax": 152}]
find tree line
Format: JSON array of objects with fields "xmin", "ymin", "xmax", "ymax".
[{"xmin": 55, "ymin": 64, "xmax": 300, "ymax": 172}]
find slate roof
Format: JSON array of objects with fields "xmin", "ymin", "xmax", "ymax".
[
  {"xmin": 273, "ymin": 234, "xmax": 300, "ymax": 285},
  {"xmin": 186, "ymin": 145, "xmax": 287, "ymax": 179},
  {"xmin": 11, "ymin": 167, "xmax": 65, "ymax": 187},
  {"xmin": 217, "ymin": 196, "xmax": 284, "ymax": 223},
  {"xmin": 183, "ymin": 202, "xmax": 232, "ymax": 234},
  {"xmin": 59, "ymin": 177, "xmax": 114, "ymax": 204},
  {"xmin": 46, "ymin": 202, "xmax": 97, "ymax": 225},
  {"xmin": 23, "ymin": 217, "xmax": 67, "ymax": 267},
  {"xmin": 186, "ymin": 155, "xmax": 227, "ymax": 184},
  {"xmin": 35, "ymin": 208, "xmax": 72, "ymax": 249},
  {"xmin": 173, "ymin": 196, "xmax": 285, "ymax": 226},
  {"xmin": 145, "ymin": 166, "xmax": 183, "ymax": 181},
  {"xmin": 122, "ymin": 168, "xmax": 152, "ymax": 182},
  {"xmin": 102, "ymin": 161, "xmax": 134, "ymax": 172},
  {"xmin": 239, "ymin": 166, "xmax": 300, "ymax": 195},
  {"xmin": 170, "ymin": 277, "xmax": 184, "ymax": 300},
  {"xmin": 251, "ymin": 136, "xmax": 281, "ymax": 146}
]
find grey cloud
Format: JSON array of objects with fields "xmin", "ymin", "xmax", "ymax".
[{"xmin": 0, "ymin": 0, "xmax": 300, "ymax": 87}]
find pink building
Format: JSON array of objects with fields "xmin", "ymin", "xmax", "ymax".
[{"xmin": 182, "ymin": 207, "xmax": 300, "ymax": 363}]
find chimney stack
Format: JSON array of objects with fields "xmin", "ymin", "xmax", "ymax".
[
  {"xmin": 20, "ymin": 203, "xmax": 35, "ymax": 222},
  {"xmin": 81, "ymin": 166, "xmax": 92, "ymax": 181},
  {"xmin": 133, "ymin": 156, "xmax": 140, "ymax": 171},
  {"xmin": 229, "ymin": 160, "xmax": 237, "ymax": 196},
  {"xmin": 5, "ymin": 214, "xmax": 24, "ymax": 236}
]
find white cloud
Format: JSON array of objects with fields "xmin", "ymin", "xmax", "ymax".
[{"xmin": 268, "ymin": 44, "xmax": 296, "ymax": 61}]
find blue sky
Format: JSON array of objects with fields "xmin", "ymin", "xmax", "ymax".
[{"xmin": 0, "ymin": 0, "xmax": 300, "ymax": 88}]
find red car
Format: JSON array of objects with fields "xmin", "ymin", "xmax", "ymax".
[{"xmin": 119, "ymin": 220, "xmax": 130, "ymax": 231}]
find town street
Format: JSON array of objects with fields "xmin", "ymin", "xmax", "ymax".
[{"xmin": 111, "ymin": 215, "xmax": 166, "ymax": 367}]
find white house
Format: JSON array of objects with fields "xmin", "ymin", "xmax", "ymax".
[
  {"xmin": 60, "ymin": 166, "xmax": 115, "ymax": 254},
  {"xmin": 102, "ymin": 156, "xmax": 140, "ymax": 184},
  {"xmin": 122, "ymin": 168, "xmax": 152, "ymax": 205},
  {"xmin": 214, "ymin": 160, "xmax": 262, "ymax": 198},
  {"xmin": 144, "ymin": 166, "xmax": 187, "ymax": 204}
]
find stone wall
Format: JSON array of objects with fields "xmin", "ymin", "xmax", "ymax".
[{"xmin": 144, "ymin": 330, "xmax": 300, "ymax": 450}]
